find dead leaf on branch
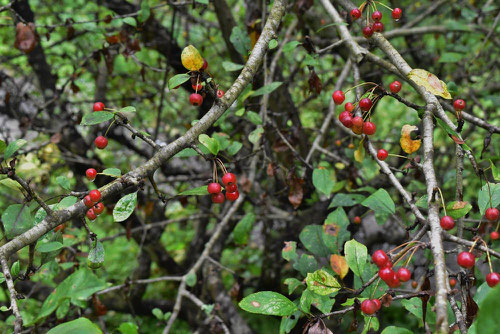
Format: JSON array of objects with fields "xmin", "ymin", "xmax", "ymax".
[
  {"xmin": 15, "ymin": 22, "xmax": 38, "ymax": 54},
  {"xmin": 407, "ymin": 69, "xmax": 452, "ymax": 99},
  {"xmin": 181, "ymin": 45, "xmax": 204, "ymax": 71},
  {"xmin": 400, "ymin": 125, "xmax": 421, "ymax": 154},
  {"xmin": 288, "ymin": 172, "xmax": 304, "ymax": 209}
]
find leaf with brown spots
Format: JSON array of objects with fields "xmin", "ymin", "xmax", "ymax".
[
  {"xmin": 330, "ymin": 254, "xmax": 348, "ymax": 279},
  {"xmin": 400, "ymin": 125, "xmax": 421, "ymax": 154},
  {"xmin": 408, "ymin": 69, "xmax": 452, "ymax": 99}
]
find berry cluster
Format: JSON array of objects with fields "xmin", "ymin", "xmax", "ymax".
[
  {"xmin": 188, "ymin": 59, "xmax": 225, "ymax": 107},
  {"xmin": 350, "ymin": 2, "xmax": 402, "ymax": 38},
  {"xmin": 334, "ymin": 91, "xmax": 376, "ymax": 136},
  {"xmin": 208, "ymin": 159, "xmax": 239, "ymax": 204},
  {"xmin": 361, "ymin": 298, "xmax": 382, "ymax": 315},
  {"xmin": 372, "ymin": 250, "xmax": 411, "ymax": 288},
  {"xmin": 457, "ymin": 247, "xmax": 499, "ymax": 287},
  {"xmin": 83, "ymin": 189, "xmax": 104, "ymax": 221},
  {"xmin": 92, "ymin": 102, "xmax": 109, "ymax": 149}
]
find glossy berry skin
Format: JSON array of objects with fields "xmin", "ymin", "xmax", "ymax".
[
  {"xmin": 372, "ymin": 299, "xmax": 381, "ymax": 310},
  {"xmin": 211, "ymin": 192, "xmax": 225, "ymax": 204},
  {"xmin": 95, "ymin": 136, "xmax": 108, "ymax": 149},
  {"xmin": 453, "ymin": 99, "xmax": 466, "ymax": 111},
  {"xmin": 93, "ymin": 102, "xmax": 105, "ymax": 112},
  {"xmin": 485, "ymin": 207, "xmax": 499, "ymax": 222},
  {"xmin": 86, "ymin": 168, "xmax": 97, "ymax": 181},
  {"xmin": 491, "ymin": 231, "xmax": 499, "ymax": 240},
  {"xmin": 372, "ymin": 22, "xmax": 384, "ymax": 32},
  {"xmin": 411, "ymin": 281, "xmax": 418, "ymax": 289},
  {"xmin": 361, "ymin": 299, "xmax": 378, "ymax": 315},
  {"xmin": 362, "ymin": 26, "xmax": 373, "ymax": 38},
  {"xmin": 363, "ymin": 122, "xmax": 376, "ymax": 135},
  {"xmin": 350, "ymin": 8, "xmax": 361, "ymax": 20},
  {"xmin": 359, "ymin": 98, "xmax": 373, "ymax": 111},
  {"xmin": 392, "ymin": 8, "xmax": 402, "ymax": 20},
  {"xmin": 339, "ymin": 112, "xmax": 353, "ymax": 128},
  {"xmin": 86, "ymin": 209, "xmax": 97, "ymax": 220},
  {"xmin": 217, "ymin": 90, "xmax": 224, "ymax": 98},
  {"xmin": 397, "ymin": 268, "xmax": 411, "ymax": 282},
  {"xmin": 332, "ymin": 90, "xmax": 345, "ymax": 105},
  {"xmin": 352, "ymin": 125, "xmax": 363, "ymax": 135},
  {"xmin": 352, "ymin": 116, "xmax": 364, "ymax": 128},
  {"xmin": 83, "ymin": 195, "xmax": 94, "ymax": 208},
  {"xmin": 345, "ymin": 102, "xmax": 354, "ymax": 112},
  {"xmin": 226, "ymin": 191, "xmax": 239, "ymax": 201},
  {"xmin": 486, "ymin": 272, "xmax": 500, "ymax": 287},
  {"xmin": 440, "ymin": 216, "xmax": 455, "ymax": 230},
  {"xmin": 389, "ymin": 81, "xmax": 401, "ymax": 93},
  {"xmin": 372, "ymin": 250, "xmax": 390, "ymax": 268},
  {"xmin": 388, "ymin": 273, "xmax": 401, "ymax": 288},
  {"xmin": 222, "ymin": 173, "xmax": 236, "ymax": 185},
  {"xmin": 192, "ymin": 84, "xmax": 202, "ymax": 91},
  {"xmin": 379, "ymin": 267, "xmax": 394, "ymax": 282},
  {"xmin": 449, "ymin": 278, "xmax": 457, "ymax": 288},
  {"xmin": 93, "ymin": 202, "xmax": 105, "ymax": 215},
  {"xmin": 89, "ymin": 189, "xmax": 101, "ymax": 202},
  {"xmin": 226, "ymin": 183, "xmax": 238, "ymax": 193},
  {"xmin": 201, "ymin": 58, "xmax": 208, "ymax": 71},
  {"xmin": 208, "ymin": 183, "xmax": 221, "ymax": 194},
  {"xmin": 377, "ymin": 149, "xmax": 388, "ymax": 161},
  {"xmin": 372, "ymin": 11, "xmax": 382, "ymax": 22},
  {"xmin": 189, "ymin": 93, "xmax": 203, "ymax": 106},
  {"xmin": 354, "ymin": 216, "xmax": 361, "ymax": 224},
  {"xmin": 457, "ymin": 251, "xmax": 475, "ymax": 269}
]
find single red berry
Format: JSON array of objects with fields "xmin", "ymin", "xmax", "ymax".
[
  {"xmin": 201, "ymin": 58, "xmax": 208, "ymax": 71},
  {"xmin": 335, "ymin": 139, "xmax": 342, "ymax": 147},
  {"xmin": 453, "ymin": 99, "xmax": 466, "ymax": 111},
  {"xmin": 352, "ymin": 116, "xmax": 364, "ymax": 128},
  {"xmin": 411, "ymin": 281, "xmax": 418, "ymax": 289},
  {"xmin": 54, "ymin": 224, "xmax": 65, "ymax": 232},
  {"xmin": 217, "ymin": 90, "xmax": 224, "ymax": 98},
  {"xmin": 353, "ymin": 216, "xmax": 361, "ymax": 224},
  {"xmin": 222, "ymin": 172, "xmax": 236, "ymax": 185},
  {"xmin": 389, "ymin": 81, "xmax": 401, "ymax": 93},
  {"xmin": 388, "ymin": 273, "xmax": 401, "ymax": 288},
  {"xmin": 362, "ymin": 26, "xmax": 373, "ymax": 38},
  {"xmin": 485, "ymin": 207, "xmax": 499, "ymax": 222},
  {"xmin": 372, "ymin": 299, "xmax": 381, "ymax": 310},
  {"xmin": 372, "ymin": 250, "xmax": 390, "ymax": 268},
  {"xmin": 208, "ymin": 182, "xmax": 222, "ymax": 194},
  {"xmin": 83, "ymin": 195, "xmax": 94, "ymax": 208},
  {"xmin": 377, "ymin": 149, "xmax": 388, "ymax": 161},
  {"xmin": 397, "ymin": 268, "xmax": 411, "ymax": 282},
  {"xmin": 95, "ymin": 136, "xmax": 108, "ymax": 149},
  {"xmin": 211, "ymin": 192, "xmax": 225, "ymax": 204},
  {"xmin": 352, "ymin": 125, "xmax": 363, "ymax": 135},
  {"xmin": 359, "ymin": 98, "xmax": 373, "ymax": 111},
  {"xmin": 457, "ymin": 251, "xmax": 475, "ymax": 269},
  {"xmin": 226, "ymin": 191, "xmax": 239, "ymax": 201},
  {"xmin": 332, "ymin": 90, "xmax": 345, "ymax": 105},
  {"xmin": 93, "ymin": 202, "xmax": 105, "ymax": 215},
  {"xmin": 440, "ymin": 216, "xmax": 455, "ymax": 230},
  {"xmin": 381, "ymin": 260, "xmax": 393, "ymax": 268},
  {"xmin": 345, "ymin": 102, "xmax": 354, "ymax": 112},
  {"xmin": 226, "ymin": 183, "xmax": 238, "ymax": 193},
  {"xmin": 341, "ymin": 116, "xmax": 353, "ymax": 128},
  {"xmin": 449, "ymin": 278, "xmax": 457, "ymax": 288},
  {"xmin": 392, "ymin": 8, "xmax": 402, "ymax": 20},
  {"xmin": 192, "ymin": 83, "xmax": 202, "ymax": 91},
  {"xmin": 89, "ymin": 189, "xmax": 101, "ymax": 203},
  {"xmin": 189, "ymin": 93, "xmax": 203, "ymax": 106},
  {"xmin": 86, "ymin": 209, "xmax": 97, "ymax": 220},
  {"xmin": 486, "ymin": 272, "xmax": 500, "ymax": 287},
  {"xmin": 379, "ymin": 267, "xmax": 394, "ymax": 282},
  {"xmin": 350, "ymin": 8, "xmax": 361, "ymax": 20},
  {"xmin": 86, "ymin": 168, "xmax": 97, "ymax": 181},
  {"xmin": 93, "ymin": 102, "xmax": 105, "ymax": 112},
  {"xmin": 361, "ymin": 299, "xmax": 378, "ymax": 315},
  {"xmin": 372, "ymin": 10, "xmax": 382, "ymax": 22},
  {"xmin": 362, "ymin": 122, "xmax": 376, "ymax": 135},
  {"xmin": 372, "ymin": 22, "xmax": 384, "ymax": 33},
  {"xmin": 491, "ymin": 231, "xmax": 499, "ymax": 240}
]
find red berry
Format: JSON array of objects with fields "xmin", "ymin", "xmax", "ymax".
[
  {"xmin": 372, "ymin": 299, "xmax": 381, "ymax": 310},
  {"xmin": 89, "ymin": 189, "xmax": 101, "ymax": 202},
  {"xmin": 361, "ymin": 299, "xmax": 378, "ymax": 315},
  {"xmin": 226, "ymin": 191, "xmax": 239, "ymax": 201},
  {"xmin": 345, "ymin": 102, "xmax": 354, "ymax": 112},
  {"xmin": 485, "ymin": 208, "xmax": 499, "ymax": 222},
  {"xmin": 372, "ymin": 250, "xmax": 390, "ymax": 268},
  {"xmin": 397, "ymin": 268, "xmax": 411, "ymax": 282},
  {"xmin": 440, "ymin": 216, "xmax": 455, "ymax": 230},
  {"xmin": 389, "ymin": 81, "xmax": 401, "ymax": 93},
  {"xmin": 379, "ymin": 267, "xmax": 394, "ymax": 282},
  {"xmin": 362, "ymin": 122, "xmax": 376, "ymax": 135},
  {"xmin": 387, "ymin": 272, "xmax": 401, "ymax": 288},
  {"xmin": 95, "ymin": 136, "xmax": 108, "ymax": 149},
  {"xmin": 352, "ymin": 125, "xmax": 363, "ymax": 135},
  {"xmin": 352, "ymin": 116, "xmax": 364, "ymax": 128},
  {"xmin": 201, "ymin": 58, "xmax": 208, "ymax": 71},
  {"xmin": 192, "ymin": 84, "xmax": 202, "ymax": 91},
  {"xmin": 381, "ymin": 260, "xmax": 393, "ymax": 268},
  {"xmin": 189, "ymin": 93, "xmax": 203, "ymax": 106},
  {"xmin": 377, "ymin": 149, "xmax": 388, "ymax": 161},
  {"xmin": 449, "ymin": 278, "xmax": 457, "ymax": 287},
  {"xmin": 211, "ymin": 192, "xmax": 225, "ymax": 204},
  {"xmin": 86, "ymin": 209, "xmax": 97, "ymax": 220},
  {"xmin": 486, "ymin": 272, "xmax": 500, "ymax": 287},
  {"xmin": 353, "ymin": 216, "xmax": 361, "ymax": 224},
  {"xmin": 372, "ymin": 10, "xmax": 382, "ymax": 22},
  {"xmin": 453, "ymin": 99, "xmax": 466, "ymax": 111},
  {"xmin": 208, "ymin": 182, "xmax": 222, "ymax": 194},
  {"xmin": 332, "ymin": 90, "xmax": 345, "ymax": 105},
  {"xmin": 411, "ymin": 281, "xmax": 418, "ymax": 289},
  {"xmin": 392, "ymin": 8, "xmax": 402, "ymax": 20},
  {"xmin": 93, "ymin": 202, "xmax": 104, "ymax": 215},
  {"xmin": 217, "ymin": 90, "xmax": 224, "ymax": 98},
  {"xmin": 339, "ymin": 111, "xmax": 353, "ymax": 128},
  {"xmin": 93, "ymin": 102, "xmax": 105, "ymax": 112},
  {"xmin": 83, "ymin": 195, "xmax": 94, "ymax": 208},
  {"xmin": 491, "ymin": 231, "xmax": 499, "ymax": 240},
  {"xmin": 359, "ymin": 98, "xmax": 372, "ymax": 111},
  {"xmin": 222, "ymin": 173, "xmax": 236, "ymax": 185},
  {"xmin": 86, "ymin": 168, "xmax": 97, "ymax": 181},
  {"xmin": 372, "ymin": 22, "xmax": 384, "ymax": 33},
  {"xmin": 362, "ymin": 26, "xmax": 373, "ymax": 38},
  {"xmin": 226, "ymin": 183, "xmax": 238, "ymax": 193},
  {"xmin": 457, "ymin": 251, "xmax": 475, "ymax": 269},
  {"xmin": 54, "ymin": 224, "xmax": 65, "ymax": 232},
  {"xmin": 350, "ymin": 8, "xmax": 361, "ymax": 20}
]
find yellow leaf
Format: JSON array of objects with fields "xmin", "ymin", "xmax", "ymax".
[
  {"xmin": 400, "ymin": 125, "xmax": 421, "ymax": 154},
  {"xmin": 354, "ymin": 141, "xmax": 364, "ymax": 162},
  {"xmin": 407, "ymin": 69, "xmax": 452, "ymax": 99},
  {"xmin": 330, "ymin": 254, "xmax": 349, "ymax": 279},
  {"xmin": 181, "ymin": 45, "xmax": 204, "ymax": 71}
]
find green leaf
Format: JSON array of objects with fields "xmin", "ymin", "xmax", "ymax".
[
  {"xmin": 0, "ymin": 306, "xmax": 8, "ymax": 312},
  {"xmin": 248, "ymin": 127, "xmax": 264, "ymax": 144},
  {"xmin": 226, "ymin": 141, "xmax": 243, "ymax": 155},
  {"xmin": 47, "ymin": 317, "xmax": 102, "ymax": 334},
  {"xmin": 118, "ymin": 322, "xmax": 138, "ymax": 334},
  {"xmin": 329, "ymin": 193, "xmax": 365, "ymax": 208},
  {"xmin": 415, "ymin": 195, "xmax": 428, "ymax": 209},
  {"xmin": 123, "ymin": 17, "xmax": 137, "ymax": 27},
  {"xmin": 56, "ymin": 175, "xmax": 71, "ymax": 190},
  {"xmin": 198, "ymin": 134, "xmax": 219, "ymax": 155},
  {"xmin": 56, "ymin": 196, "xmax": 77, "ymax": 210},
  {"xmin": 4, "ymin": 139, "xmax": 27, "ymax": 159},
  {"xmin": 0, "ymin": 140, "xmax": 6, "ymax": 154},
  {"xmin": 195, "ymin": 0, "xmax": 209, "ymax": 4},
  {"xmin": 137, "ymin": 1, "xmax": 150, "ymax": 23},
  {"xmin": 313, "ymin": 168, "xmax": 335, "ymax": 196},
  {"xmin": 362, "ymin": 189, "xmax": 395, "ymax": 214},
  {"xmin": 299, "ymin": 225, "xmax": 331, "ymax": 257},
  {"xmin": 81, "ymin": 111, "xmax": 114, "ymax": 126},
  {"xmin": 37, "ymin": 242, "xmax": 63, "ymax": 253},
  {"xmin": 168, "ymin": 73, "xmax": 190, "ymax": 90},
  {"xmin": 323, "ymin": 207, "xmax": 351, "ymax": 254},
  {"xmin": 435, "ymin": 118, "xmax": 471, "ymax": 150},
  {"xmin": 230, "ymin": 26, "xmax": 251, "ymax": 55},
  {"xmin": 293, "ymin": 254, "xmax": 318, "ymax": 276},
  {"xmin": 152, "ymin": 308, "xmax": 164, "ymax": 320},
  {"xmin": 490, "ymin": 160, "xmax": 500, "ymax": 181},
  {"xmin": 0, "ymin": 273, "xmax": 5, "ymax": 284},
  {"xmin": 268, "ymin": 39, "xmax": 278, "ymax": 49},
  {"xmin": 56, "ymin": 299, "xmax": 70, "ymax": 319},
  {"xmin": 222, "ymin": 61, "xmax": 244, "ymax": 72},
  {"xmin": 344, "ymin": 239, "xmax": 367, "ymax": 277},
  {"xmin": 438, "ymin": 52, "xmax": 464, "ymax": 63},
  {"xmin": 11, "ymin": 261, "xmax": 20, "ymax": 277},
  {"xmin": 284, "ymin": 278, "xmax": 302, "ymax": 295},
  {"xmin": 113, "ymin": 192, "xmax": 137, "ymax": 222},
  {"xmin": 478, "ymin": 183, "xmax": 500, "ymax": 215},
  {"xmin": 445, "ymin": 201, "xmax": 472, "ymax": 219},
  {"xmin": 119, "ymin": 106, "xmax": 136, "ymax": 113},
  {"xmin": 101, "ymin": 168, "xmax": 121, "ymax": 177},
  {"xmin": 87, "ymin": 240, "xmax": 105, "ymax": 269},
  {"xmin": 239, "ymin": 291, "xmax": 297, "ymax": 316},
  {"xmin": 245, "ymin": 111, "xmax": 263, "ymax": 125},
  {"xmin": 381, "ymin": 326, "xmax": 413, "ymax": 334},
  {"xmin": 174, "ymin": 148, "xmax": 197, "ymax": 158},
  {"xmin": 280, "ymin": 310, "xmax": 301, "ymax": 334},
  {"xmin": 305, "ymin": 269, "xmax": 341, "ymax": 295},
  {"xmin": 282, "ymin": 41, "xmax": 300, "ymax": 53},
  {"xmin": 1, "ymin": 204, "xmax": 33, "ymax": 239},
  {"xmin": 252, "ymin": 82, "xmax": 283, "ymax": 96},
  {"xmin": 234, "ymin": 212, "xmax": 255, "ymax": 245},
  {"xmin": 476, "ymin": 283, "xmax": 500, "ymax": 333},
  {"xmin": 282, "ymin": 241, "xmax": 298, "ymax": 262},
  {"xmin": 186, "ymin": 272, "xmax": 197, "ymax": 287},
  {"xmin": 178, "ymin": 185, "xmax": 208, "ymax": 196},
  {"xmin": 300, "ymin": 289, "xmax": 335, "ymax": 314}
]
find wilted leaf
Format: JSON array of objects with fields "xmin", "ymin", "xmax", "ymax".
[
  {"xmin": 400, "ymin": 125, "xmax": 421, "ymax": 154},
  {"xmin": 15, "ymin": 22, "xmax": 37, "ymax": 54},
  {"xmin": 288, "ymin": 173, "xmax": 304, "ymax": 209},
  {"xmin": 308, "ymin": 70, "xmax": 322, "ymax": 94},
  {"xmin": 181, "ymin": 45, "xmax": 204, "ymax": 71},
  {"xmin": 330, "ymin": 254, "xmax": 349, "ymax": 279},
  {"xmin": 407, "ymin": 69, "xmax": 452, "ymax": 99}
]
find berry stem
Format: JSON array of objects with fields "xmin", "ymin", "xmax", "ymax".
[
  {"xmin": 374, "ymin": 1, "xmax": 393, "ymax": 11},
  {"xmin": 403, "ymin": 245, "xmax": 420, "ymax": 267},
  {"xmin": 345, "ymin": 82, "xmax": 379, "ymax": 95},
  {"xmin": 468, "ymin": 238, "xmax": 479, "ymax": 253},
  {"xmin": 437, "ymin": 187, "xmax": 447, "ymax": 216},
  {"xmin": 212, "ymin": 160, "xmax": 217, "ymax": 183},
  {"xmin": 479, "ymin": 238, "xmax": 493, "ymax": 273},
  {"xmin": 387, "ymin": 153, "xmax": 408, "ymax": 159},
  {"xmin": 104, "ymin": 119, "xmax": 116, "ymax": 137},
  {"xmin": 370, "ymin": 278, "xmax": 381, "ymax": 299}
]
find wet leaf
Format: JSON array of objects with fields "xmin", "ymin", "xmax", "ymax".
[
  {"xmin": 181, "ymin": 45, "xmax": 204, "ymax": 71},
  {"xmin": 87, "ymin": 240, "xmax": 105, "ymax": 269},
  {"xmin": 407, "ymin": 69, "xmax": 452, "ymax": 99},
  {"xmin": 113, "ymin": 192, "xmax": 137, "ymax": 222},
  {"xmin": 400, "ymin": 125, "xmax": 421, "ymax": 154}
]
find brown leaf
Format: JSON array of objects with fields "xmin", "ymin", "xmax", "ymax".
[
  {"xmin": 50, "ymin": 133, "xmax": 62, "ymax": 144},
  {"xmin": 288, "ymin": 172, "xmax": 304, "ymax": 209},
  {"xmin": 104, "ymin": 15, "xmax": 112, "ymax": 24},
  {"xmin": 301, "ymin": 35, "xmax": 316, "ymax": 54},
  {"xmin": 308, "ymin": 70, "xmax": 322, "ymax": 94},
  {"xmin": 303, "ymin": 318, "xmax": 333, "ymax": 334},
  {"xmin": 266, "ymin": 163, "xmax": 275, "ymax": 177},
  {"xmin": 465, "ymin": 289, "xmax": 478, "ymax": 327},
  {"xmin": 420, "ymin": 277, "xmax": 431, "ymax": 326},
  {"xmin": 451, "ymin": 135, "xmax": 465, "ymax": 145},
  {"xmin": 14, "ymin": 22, "xmax": 38, "ymax": 54},
  {"xmin": 381, "ymin": 293, "xmax": 393, "ymax": 307},
  {"xmin": 330, "ymin": 254, "xmax": 349, "ymax": 279},
  {"xmin": 105, "ymin": 34, "xmax": 120, "ymax": 44},
  {"xmin": 92, "ymin": 294, "xmax": 107, "ymax": 316}
]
